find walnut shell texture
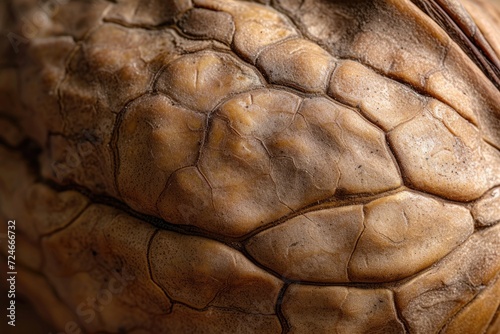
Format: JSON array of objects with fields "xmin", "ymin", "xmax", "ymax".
[{"xmin": 0, "ymin": 0, "xmax": 499, "ymax": 333}]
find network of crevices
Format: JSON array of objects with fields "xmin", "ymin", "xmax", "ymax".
[
  {"xmin": 1, "ymin": 0, "xmax": 500, "ymax": 333},
  {"xmin": 5, "ymin": 140, "xmax": 499, "ymax": 334},
  {"xmin": 104, "ymin": 0, "xmax": 500, "ymax": 237}
]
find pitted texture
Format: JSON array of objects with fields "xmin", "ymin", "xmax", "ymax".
[{"xmin": 1, "ymin": 0, "xmax": 500, "ymax": 333}]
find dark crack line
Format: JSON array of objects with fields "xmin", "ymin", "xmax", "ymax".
[
  {"xmin": 194, "ymin": 108, "xmax": 215, "ymax": 166},
  {"xmin": 55, "ymin": 41, "xmax": 80, "ymax": 134},
  {"xmin": 41, "ymin": 176, "xmax": 245, "ymax": 247},
  {"xmin": 338, "ymin": 54, "xmax": 481, "ymax": 129},
  {"xmin": 383, "ymin": 131, "xmax": 474, "ymax": 206},
  {"xmin": 438, "ymin": 272, "xmax": 500, "ymax": 334},
  {"xmin": 409, "ymin": 0, "xmax": 500, "ymax": 89},
  {"xmin": 240, "ymin": 186, "xmax": 407, "ymax": 241},
  {"xmin": 241, "ymin": 236, "xmax": 420, "ymax": 290},
  {"xmin": 437, "ymin": 289, "xmax": 482, "ymax": 334},
  {"xmin": 276, "ymin": 283, "xmax": 290, "ymax": 334},
  {"xmin": 383, "ymin": 132, "xmax": 406, "ymax": 187},
  {"xmin": 146, "ymin": 229, "xmax": 174, "ymax": 315},
  {"xmin": 38, "ymin": 201, "xmax": 91, "ymax": 242},
  {"xmin": 485, "ymin": 303, "xmax": 500, "ymax": 334},
  {"xmin": 385, "ymin": 99, "xmax": 430, "ymax": 134},
  {"xmin": 109, "ymin": 91, "xmax": 153, "ymax": 199},
  {"xmin": 346, "ymin": 206, "xmax": 366, "ymax": 282},
  {"xmin": 484, "ymin": 136, "xmax": 500, "ymax": 153},
  {"xmin": 169, "ymin": 299, "xmax": 279, "ymax": 317},
  {"xmin": 239, "ymin": 245, "xmax": 294, "ymax": 283},
  {"xmin": 391, "ymin": 290, "xmax": 411, "ymax": 334}
]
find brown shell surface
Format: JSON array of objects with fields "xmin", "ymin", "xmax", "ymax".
[{"xmin": 0, "ymin": 0, "xmax": 499, "ymax": 333}]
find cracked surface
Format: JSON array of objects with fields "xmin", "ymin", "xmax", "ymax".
[
  {"xmin": 282, "ymin": 285, "xmax": 405, "ymax": 333},
  {"xmin": 1, "ymin": 0, "xmax": 500, "ymax": 332}
]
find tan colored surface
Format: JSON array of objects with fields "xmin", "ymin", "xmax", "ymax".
[
  {"xmin": 247, "ymin": 205, "xmax": 365, "ymax": 283},
  {"xmin": 396, "ymin": 223, "xmax": 500, "ymax": 333},
  {"xmin": 0, "ymin": 0, "xmax": 499, "ymax": 333},
  {"xmin": 472, "ymin": 186, "xmax": 500, "ymax": 226},
  {"xmin": 257, "ymin": 38, "xmax": 336, "ymax": 92},
  {"xmin": 388, "ymin": 100, "xmax": 500, "ymax": 201},
  {"xmin": 247, "ymin": 191, "xmax": 474, "ymax": 283},
  {"xmin": 329, "ymin": 60, "xmax": 426, "ymax": 131},
  {"xmin": 349, "ymin": 191, "xmax": 474, "ymax": 282},
  {"xmin": 282, "ymin": 285, "xmax": 405, "ymax": 333}
]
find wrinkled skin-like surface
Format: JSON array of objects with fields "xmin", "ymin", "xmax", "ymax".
[{"xmin": 1, "ymin": 0, "xmax": 500, "ymax": 333}]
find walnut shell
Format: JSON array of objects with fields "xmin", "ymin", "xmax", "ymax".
[{"xmin": 1, "ymin": 0, "xmax": 499, "ymax": 333}]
